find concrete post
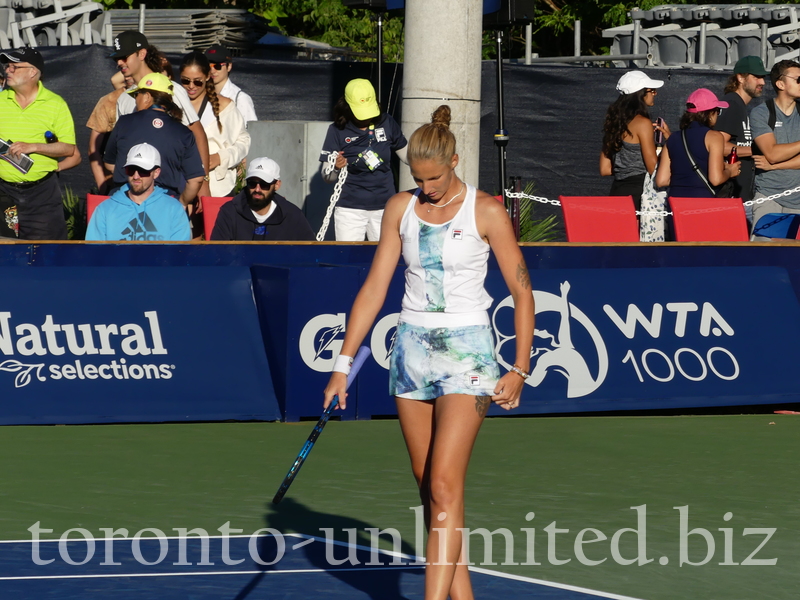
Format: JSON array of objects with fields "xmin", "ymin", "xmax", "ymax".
[{"xmin": 400, "ymin": 0, "xmax": 484, "ymax": 190}]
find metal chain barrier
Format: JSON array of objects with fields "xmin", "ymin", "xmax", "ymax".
[
  {"xmin": 316, "ymin": 152, "xmax": 348, "ymax": 242},
  {"xmin": 506, "ymin": 183, "xmax": 800, "ymax": 218},
  {"xmin": 742, "ymin": 184, "xmax": 800, "ymax": 206}
]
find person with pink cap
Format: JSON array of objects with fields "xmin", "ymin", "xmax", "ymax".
[
  {"xmin": 600, "ymin": 70, "xmax": 669, "ymax": 206},
  {"xmin": 655, "ymin": 88, "xmax": 741, "ymax": 198}
]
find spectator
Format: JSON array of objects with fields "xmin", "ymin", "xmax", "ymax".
[
  {"xmin": 180, "ymin": 51, "xmax": 250, "ymax": 198},
  {"xmin": 87, "ymin": 143, "xmax": 190, "ymax": 241},
  {"xmin": 655, "ymin": 88, "xmax": 740, "ymax": 197},
  {"xmin": 87, "ymin": 74, "xmax": 133, "ymax": 193},
  {"xmin": 110, "ymin": 30, "xmax": 210, "ymax": 198},
  {"xmin": 210, "ymin": 157, "xmax": 314, "ymax": 241},
  {"xmin": 320, "ymin": 78, "xmax": 407, "ymax": 241},
  {"xmin": 0, "ymin": 48, "xmax": 75, "ymax": 240},
  {"xmin": 103, "ymin": 73, "xmax": 204, "ymax": 206},
  {"xmin": 600, "ymin": 70, "xmax": 669, "ymax": 207},
  {"xmin": 204, "ymin": 45, "xmax": 257, "ymax": 124},
  {"xmin": 715, "ymin": 55, "xmax": 770, "ymax": 212},
  {"xmin": 750, "ymin": 60, "xmax": 800, "ymax": 229}
]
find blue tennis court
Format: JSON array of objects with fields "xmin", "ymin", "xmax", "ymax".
[{"xmin": 0, "ymin": 534, "xmax": 644, "ymax": 600}]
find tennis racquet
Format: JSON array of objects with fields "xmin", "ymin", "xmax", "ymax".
[{"xmin": 272, "ymin": 345, "xmax": 371, "ymax": 504}]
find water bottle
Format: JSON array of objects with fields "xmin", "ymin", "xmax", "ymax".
[
  {"xmin": 727, "ymin": 146, "xmax": 738, "ymax": 165},
  {"xmin": 44, "ymin": 131, "xmax": 58, "ymax": 143}
]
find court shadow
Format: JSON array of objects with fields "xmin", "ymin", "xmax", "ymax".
[{"xmin": 232, "ymin": 497, "xmax": 420, "ymax": 600}]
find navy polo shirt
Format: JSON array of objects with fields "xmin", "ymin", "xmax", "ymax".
[
  {"xmin": 319, "ymin": 113, "xmax": 407, "ymax": 210},
  {"xmin": 104, "ymin": 108, "xmax": 205, "ymax": 196}
]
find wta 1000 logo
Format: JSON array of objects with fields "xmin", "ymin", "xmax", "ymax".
[
  {"xmin": 299, "ymin": 279, "xmax": 739, "ymax": 399},
  {"xmin": 0, "ymin": 311, "xmax": 174, "ymax": 388}
]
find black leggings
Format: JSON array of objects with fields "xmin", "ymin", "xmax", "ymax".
[{"xmin": 609, "ymin": 173, "xmax": 646, "ymax": 211}]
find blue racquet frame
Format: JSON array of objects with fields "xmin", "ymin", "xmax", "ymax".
[{"xmin": 272, "ymin": 346, "xmax": 371, "ymax": 504}]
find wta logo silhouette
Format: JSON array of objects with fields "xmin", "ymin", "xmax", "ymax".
[{"xmin": 494, "ymin": 281, "xmax": 608, "ymax": 398}]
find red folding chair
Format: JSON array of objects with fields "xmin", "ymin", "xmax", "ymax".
[
  {"xmin": 200, "ymin": 196, "xmax": 233, "ymax": 239},
  {"xmin": 668, "ymin": 197, "xmax": 748, "ymax": 242},
  {"xmin": 559, "ymin": 195, "xmax": 639, "ymax": 242},
  {"xmin": 86, "ymin": 194, "xmax": 109, "ymax": 224}
]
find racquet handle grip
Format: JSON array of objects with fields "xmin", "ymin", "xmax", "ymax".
[{"xmin": 345, "ymin": 346, "xmax": 371, "ymax": 391}]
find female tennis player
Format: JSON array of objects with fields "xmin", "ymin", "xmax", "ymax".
[{"xmin": 323, "ymin": 105, "xmax": 534, "ymax": 600}]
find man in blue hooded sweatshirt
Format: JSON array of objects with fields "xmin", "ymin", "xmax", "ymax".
[{"xmin": 86, "ymin": 143, "xmax": 191, "ymax": 241}]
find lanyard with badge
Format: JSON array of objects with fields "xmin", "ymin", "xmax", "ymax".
[{"xmin": 354, "ymin": 124, "xmax": 383, "ymax": 171}]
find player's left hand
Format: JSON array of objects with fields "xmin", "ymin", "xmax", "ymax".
[{"xmin": 491, "ymin": 371, "xmax": 526, "ymax": 410}]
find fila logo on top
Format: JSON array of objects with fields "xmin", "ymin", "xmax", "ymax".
[{"xmin": 451, "ymin": 229, "xmax": 463, "ymax": 240}]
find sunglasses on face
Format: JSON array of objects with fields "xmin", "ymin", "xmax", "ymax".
[
  {"xmin": 210, "ymin": 62, "xmax": 227, "ymax": 71},
  {"xmin": 125, "ymin": 165, "xmax": 155, "ymax": 177},
  {"xmin": 246, "ymin": 178, "xmax": 274, "ymax": 189},
  {"xmin": 180, "ymin": 77, "xmax": 205, "ymax": 87}
]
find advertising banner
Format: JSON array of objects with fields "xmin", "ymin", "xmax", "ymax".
[
  {"xmin": 253, "ymin": 265, "xmax": 362, "ymax": 421},
  {"xmin": 290, "ymin": 266, "xmax": 800, "ymax": 418},
  {"xmin": 0, "ymin": 268, "xmax": 280, "ymax": 424},
  {"xmin": 487, "ymin": 266, "xmax": 800, "ymax": 414}
]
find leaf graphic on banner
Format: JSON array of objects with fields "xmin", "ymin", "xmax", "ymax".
[{"xmin": 0, "ymin": 360, "xmax": 46, "ymax": 388}]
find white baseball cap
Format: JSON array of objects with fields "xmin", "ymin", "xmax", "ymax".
[
  {"xmin": 125, "ymin": 143, "xmax": 161, "ymax": 170},
  {"xmin": 246, "ymin": 157, "xmax": 280, "ymax": 183},
  {"xmin": 616, "ymin": 70, "xmax": 664, "ymax": 95}
]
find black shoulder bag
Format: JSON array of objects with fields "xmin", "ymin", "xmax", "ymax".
[{"xmin": 680, "ymin": 129, "xmax": 735, "ymax": 198}]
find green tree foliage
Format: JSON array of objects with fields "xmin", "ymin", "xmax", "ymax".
[
  {"xmin": 104, "ymin": 0, "xmax": 786, "ymax": 59},
  {"xmin": 251, "ymin": 0, "xmax": 405, "ymax": 61}
]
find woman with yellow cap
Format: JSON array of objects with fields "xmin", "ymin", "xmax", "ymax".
[{"xmin": 319, "ymin": 78, "xmax": 407, "ymax": 241}]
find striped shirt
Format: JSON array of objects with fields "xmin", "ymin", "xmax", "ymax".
[{"xmin": 0, "ymin": 81, "xmax": 75, "ymax": 182}]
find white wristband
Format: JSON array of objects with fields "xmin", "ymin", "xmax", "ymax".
[{"xmin": 332, "ymin": 354, "xmax": 354, "ymax": 375}]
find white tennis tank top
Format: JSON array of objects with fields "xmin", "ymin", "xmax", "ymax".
[{"xmin": 398, "ymin": 184, "xmax": 493, "ymax": 328}]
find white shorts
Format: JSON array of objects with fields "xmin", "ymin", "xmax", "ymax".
[{"xmin": 334, "ymin": 207, "xmax": 383, "ymax": 242}]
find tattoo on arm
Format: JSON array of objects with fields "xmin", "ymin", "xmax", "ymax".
[
  {"xmin": 475, "ymin": 395, "xmax": 491, "ymax": 418},
  {"xmin": 516, "ymin": 261, "xmax": 531, "ymax": 290}
]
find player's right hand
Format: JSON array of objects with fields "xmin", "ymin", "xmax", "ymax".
[{"xmin": 323, "ymin": 372, "xmax": 348, "ymax": 410}]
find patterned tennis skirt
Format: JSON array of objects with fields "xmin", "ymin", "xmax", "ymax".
[{"xmin": 389, "ymin": 321, "xmax": 500, "ymax": 400}]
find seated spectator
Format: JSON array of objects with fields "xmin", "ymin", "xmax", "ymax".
[
  {"xmin": 210, "ymin": 157, "xmax": 314, "ymax": 241},
  {"xmin": 180, "ymin": 51, "xmax": 250, "ymax": 197},
  {"xmin": 656, "ymin": 88, "xmax": 741, "ymax": 197},
  {"xmin": 87, "ymin": 143, "xmax": 190, "ymax": 241},
  {"xmin": 103, "ymin": 73, "xmax": 205, "ymax": 206},
  {"xmin": 204, "ymin": 44, "xmax": 257, "ymax": 124}
]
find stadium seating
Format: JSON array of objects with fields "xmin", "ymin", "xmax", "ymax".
[
  {"xmin": 751, "ymin": 213, "xmax": 800, "ymax": 239},
  {"xmin": 559, "ymin": 195, "xmax": 640, "ymax": 242},
  {"xmin": 200, "ymin": 196, "xmax": 233, "ymax": 239},
  {"xmin": 86, "ymin": 194, "xmax": 109, "ymax": 224},
  {"xmin": 668, "ymin": 197, "xmax": 748, "ymax": 241}
]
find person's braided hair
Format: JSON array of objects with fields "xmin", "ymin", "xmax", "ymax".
[{"xmin": 180, "ymin": 51, "xmax": 222, "ymax": 133}]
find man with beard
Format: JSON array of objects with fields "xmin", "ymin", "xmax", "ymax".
[
  {"xmin": 715, "ymin": 55, "xmax": 770, "ymax": 208},
  {"xmin": 86, "ymin": 143, "xmax": 190, "ymax": 241},
  {"xmin": 210, "ymin": 156, "xmax": 314, "ymax": 241}
]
